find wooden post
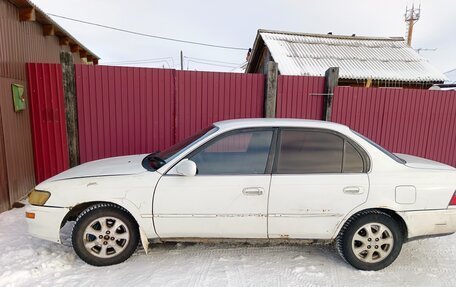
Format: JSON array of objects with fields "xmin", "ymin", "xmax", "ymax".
[
  {"xmin": 60, "ymin": 51, "xmax": 79, "ymax": 167},
  {"xmin": 264, "ymin": 61, "xmax": 278, "ymax": 118},
  {"xmin": 324, "ymin": 67, "xmax": 339, "ymax": 121}
]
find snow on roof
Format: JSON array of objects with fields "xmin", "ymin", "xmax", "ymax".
[{"xmin": 255, "ymin": 29, "xmax": 447, "ymax": 82}]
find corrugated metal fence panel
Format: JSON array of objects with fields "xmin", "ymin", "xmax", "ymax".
[
  {"xmin": 27, "ymin": 63, "xmax": 69, "ymax": 183},
  {"xmin": 75, "ymin": 65, "xmax": 175, "ymax": 163},
  {"xmin": 0, "ymin": 75, "xmax": 36, "ymax": 204},
  {"xmin": 175, "ymin": 71, "xmax": 265, "ymax": 141},
  {"xmin": 332, "ymin": 87, "xmax": 456, "ymax": 167},
  {"xmin": 276, "ymin": 75, "xmax": 325, "ymax": 119},
  {"xmin": 412, "ymin": 90, "xmax": 456, "ymax": 166},
  {"xmin": 0, "ymin": 98, "xmax": 8, "ymax": 212},
  {"xmin": 332, "ymin": 87, "xmax": 388, "ymax": 144}
]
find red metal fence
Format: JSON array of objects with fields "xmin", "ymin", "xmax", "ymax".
[
  {"xmin": 276, "ymin": 75, "xmax": 325, "ymax": 119},
  {"xmin": 332, "ymin": 87, "xmax": 456, "ymax": 167},
  {"xmin": 27, "ymin": 63, "xmax": 69, "ymax": 183},
  {"xmin": 175, "ymin": 71, "xmax": 264, "ymax": 141},
  {"xmin": 75, "ymin": 66, "xmax": 265, "ymax": 162},
  {"xmin": 75, "ymin": 65, "xmax": 176, "ymax": 163},
  {"xmin": 26, "ymin": 64, "xmax": 456, "ymax": 185}
]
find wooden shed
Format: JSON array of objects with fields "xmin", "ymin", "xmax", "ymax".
[{"xmin": 246, "ymin": 29, "xmax": 447, "ymax": 89}]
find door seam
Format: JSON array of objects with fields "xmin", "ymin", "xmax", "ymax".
[{"xmin": 266, "ymin": 174, "xmax": 272, "ymax": 239}]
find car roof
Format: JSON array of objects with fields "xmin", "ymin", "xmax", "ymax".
[{"xmin": 213, "ymin": 118, "xmax": 350, "ymax": 132}]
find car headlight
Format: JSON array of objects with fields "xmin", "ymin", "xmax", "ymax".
[{"xmin": 28, "ymin": 189, "xmax": 51, "ymax": 206}]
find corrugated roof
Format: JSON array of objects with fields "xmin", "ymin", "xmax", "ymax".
[{"xmin": 254, "ymin": 29, "xmax": 446, "ymax": 82}]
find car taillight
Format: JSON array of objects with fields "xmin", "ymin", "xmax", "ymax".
[{"xmin": 450, "ymin": 191, "xmax": 456, "ymax": 206}]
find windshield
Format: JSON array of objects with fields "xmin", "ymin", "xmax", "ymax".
[
  {"xmin": 353, "ymin": 131, "xmax": 406, "ymax": 164},
  {"xmin": 142, "ymin": 126, "xmax": 218, "ymax": 171}
]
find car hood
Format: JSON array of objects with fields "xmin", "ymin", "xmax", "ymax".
[
  {"xmin": 395, "ymin": 153, "xmax": 456, "ymax": 171},
  {"xmin": 46, "ymin": 154, "xmax": 148, "ymax": 182}
]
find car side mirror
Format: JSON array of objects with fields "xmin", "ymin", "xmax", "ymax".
[{"xmin": 175, "ymin": 159, "xmax": 197, "ymax": 176}]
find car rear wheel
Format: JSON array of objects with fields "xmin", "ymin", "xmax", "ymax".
[
  {"xmin": 72, "ymin": 203, "xmax": 139, "ymax": 266},
  {"xmin": 336, "ymin": 210, "xmax": 403, "ymax": 271}
]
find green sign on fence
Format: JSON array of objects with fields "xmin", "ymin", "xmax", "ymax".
[{"xmin": 12, "ymin": 84, "xmax": 25, "ymax": 112}]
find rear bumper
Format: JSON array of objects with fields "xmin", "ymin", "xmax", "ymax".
[
  {"xmin": 25, "ymin": 204, "xmax": 69, "ymax": 243},
  {"xmin": 399, "ymin": 208, "xmax": 456, "ymax": 239}
]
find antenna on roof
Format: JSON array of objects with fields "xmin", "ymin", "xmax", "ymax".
[
  {"xmin": 415, "ymin": 48, "xmax": 437, "ymax": 54},
  {"xmin": 404, "ymin": 4, "xmax": 421, "ymax": 46}
]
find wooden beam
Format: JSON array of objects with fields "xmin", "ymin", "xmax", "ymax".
[
  {"xmin": 60, "ymin": 51, "xmax": 80, "ymax": 167},
  {"xmin": 59, "ymin": 36, "xmax": 70, "ymax": 46},
  {"xmin": 264, "ymin": 61, "xmax": 278, "ymax": 118},
  {"xmin": 86, "ymin": 55, "xmax": 94, "ymax": 62},
  {"xmin": 93, "ymin": 59, "xmax": 99, "ymax": 65},
  {"xmin": 79, "ymin": 50, "xmax": 87, "ymax": 58},
  {"xmin": 19, "ymin": 7, "xmax": 36, "ymax": 21},
  {"xmin": 323, "ymin": 67, "xmax": 340, "ymax": 121},
  {"xmin": 70, "ymin": 44, "xmax": 79, "ymax": 53},
  {"xmin": 43, "ymin": 25, "xmax": 55, "ymax": 36}
]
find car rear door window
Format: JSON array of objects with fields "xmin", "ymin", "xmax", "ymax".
[
  {"xmin": 190, "ymin": 130, "xmax": 273, "ymax": 175},
  {"xmin": 343, "ymin": 141, "xmax": 365, "ymax": 173},
  {"xmin": 276, "ymin": 129, "xmax": 366, "ymax": 174},
  {"xmin": 277, "ymin": 130, "xmax": 343, "ymax": 174}
]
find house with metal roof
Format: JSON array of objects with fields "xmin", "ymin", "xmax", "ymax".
[{"xmin": 246, "ymin": 29, "xmax": 447, "ymax": 89}]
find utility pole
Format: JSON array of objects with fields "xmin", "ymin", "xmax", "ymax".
[
  {"xmin": 180, "ymin": 50, "xmax": 183, "ymax": 70},
  {"xmin": 404, "ymin": 4, "xmax": 421, "ymax": 47}
]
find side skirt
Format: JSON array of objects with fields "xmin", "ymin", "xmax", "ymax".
[{"xmin": 147, "ymin": 237, "xmax": 334, "ymax": 246}]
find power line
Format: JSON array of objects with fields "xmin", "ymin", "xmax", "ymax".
[
  {"xmin": 48, "ymin": 13, "xmax": 249, "ymax": 51},
  {"xmin": 229, "ymin": 61, "xmax": 248, "ymax": 72},
  {"xmin": 184, "ymin": 56, "xmax": 243, "ymax": 66},
  {"xmin": 102, "ymin": 57, "xmax": 176, "ymax": 67},
  {"xmin": 102, "ymin": 57, "xmax": 175, "ymax": 65},
  {"xmin": 187, "ymin": 59, "xmax": 238, "ymax": 68},
  {"xmin": 108, "ymin": 60, "xmax": 172, "ymax": 68}
]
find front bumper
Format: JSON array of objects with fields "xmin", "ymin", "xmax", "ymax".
[
  {"xmin": 25, "ymin": 204, "xmax": 70, "ymax": 243},
  {"xmin": 399, "ymin": 208, "xmax": 456, "ymax": 239}
]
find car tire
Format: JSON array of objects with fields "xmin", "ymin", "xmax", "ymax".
[
  {"xmin": 336, "ymin": 210, "xmax": 403, "ymax": 271},
  {"xmin": 71, "ymin": 203, "xmax": 139, "ymax": 266}
]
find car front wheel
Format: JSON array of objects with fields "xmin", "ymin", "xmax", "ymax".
[
  {"xmin": 336, "ymin": 210, "xmax": 403, "ymax": 271},
  {"xmin": 72, "ymin": 203, "xmax": 139, "ymax": 266}
]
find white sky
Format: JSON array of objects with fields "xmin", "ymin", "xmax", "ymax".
[{"xmin": 33, "ymin": 0, "xmax": 456, "ymax": 73}]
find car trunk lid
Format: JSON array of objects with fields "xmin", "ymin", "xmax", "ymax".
[{"xmin": 395, "ymin": 153, "xmax": 456, "ymax": 171}]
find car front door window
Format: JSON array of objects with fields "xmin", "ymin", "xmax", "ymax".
[{"xmin": 190, "ymin": 130, "xmax": 274, "ymax": 175}]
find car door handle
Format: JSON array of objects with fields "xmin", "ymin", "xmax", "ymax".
[
  {"xmin": 242, "ymin": 187, "xmax": 264, "ymax": 196},
  {"xmin": 343, "ymin": 187, "xmax": 364, "ymax": 194}
]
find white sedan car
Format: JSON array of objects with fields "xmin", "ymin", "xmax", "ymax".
[{"xmin": 26, "ymin": 119, "xmax": 456, "ymax": 270}]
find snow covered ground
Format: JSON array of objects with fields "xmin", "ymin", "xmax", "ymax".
[{"xmin": 1, "ymin": 207, "xmax": 455, "ymax": 287}]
